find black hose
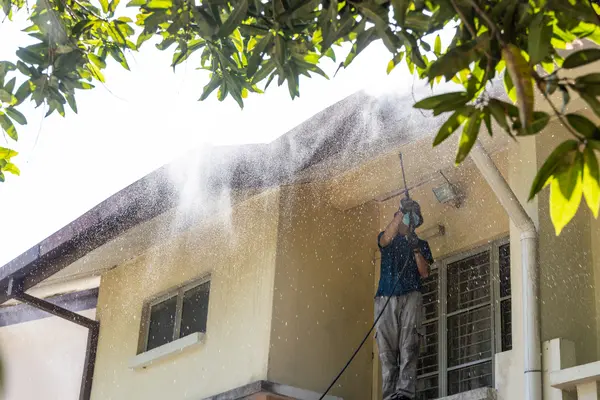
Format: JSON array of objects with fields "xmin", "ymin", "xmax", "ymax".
[{"xmin": 318, "ymin": 252, "xmax": 413, "ymax": 400}]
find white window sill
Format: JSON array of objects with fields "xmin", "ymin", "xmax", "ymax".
[{"xmin": 129, "ymin": 332, "xmax": 205, "ymax": 370}]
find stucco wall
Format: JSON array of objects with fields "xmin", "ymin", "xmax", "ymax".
[
  {"xmin": 0, "ymin": 309, "xmax": 95, "ymax": 400},
  {"xmin": 268, "ymin": 182, "xmax": 380, "ymax": 400},
  {"xmin": 91, "ymin": 189, "xmax": 280, "ymax": 400}
]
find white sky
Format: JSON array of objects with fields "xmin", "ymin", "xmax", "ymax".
[{"xmin": 0, "ymin": 11, "xmax": 447, "ymax": 266}]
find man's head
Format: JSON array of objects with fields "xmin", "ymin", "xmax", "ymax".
[{"xmin": 400, "ymin": 198, "xmax": 424, "ymax": 228}]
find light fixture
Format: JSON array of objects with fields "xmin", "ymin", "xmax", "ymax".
[{"xmin": 432, "ymin": 171, "xmax": 461, "ymax": 208}]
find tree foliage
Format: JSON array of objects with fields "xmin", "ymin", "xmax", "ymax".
[{"xmin": 0, "ymin": 0, "xmax": 599, "ymax": 233}]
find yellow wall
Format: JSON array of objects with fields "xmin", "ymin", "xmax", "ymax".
[
  {"xmin": 91, "ymin": 189, "xmax": 280, "ymax": 400},
  {"xmin": 0, "ymin": 310, "xmax": 95, "ymax": 400},
  {"xmin": 268, "ymin": 182, "xmax": 380, "ymax": 400}
]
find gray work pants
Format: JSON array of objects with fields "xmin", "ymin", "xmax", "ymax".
[{"xmin": 375, "ymin": 291, "xmax": 423, "ymax": 400}]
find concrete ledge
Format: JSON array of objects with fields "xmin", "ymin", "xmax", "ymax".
[
  {"xmin": 202, "ymin": 380, "xmax": 342, "ymax": 400},
  {"xmin": 549, "ymin": 360, "xmax": 600, "ymax": 391},
  {"xmin": 437, "ymin": 387, "xmax": 497, "ymax": 400},
  {"xmin": 129, "ymin": 332, "xmax": 204, "ymax": 369}
]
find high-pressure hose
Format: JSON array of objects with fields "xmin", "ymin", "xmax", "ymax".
[{"xmin": 318, "ymin": 153, "xmax": 419, "ymax": 400}]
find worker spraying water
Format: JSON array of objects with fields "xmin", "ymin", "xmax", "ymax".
[
  {"xmin": 319, "ymin": 154, "xmax": 434, "ymax": 400},
  {"xmin": 374, "ymin": 154, "xmax": 434, "ymax": 400},
  {"xmin": 375, "ymin": 193, "xmax": 433, "ymax": 400}
]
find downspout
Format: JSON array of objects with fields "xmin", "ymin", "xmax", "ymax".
[{"xmin": 469, "ymin": 141, "xmax": 541, "ymax": 400}]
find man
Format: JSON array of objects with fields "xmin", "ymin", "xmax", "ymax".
[{"xmin": 375, "ymin": 198, "xmax": 434, "ymax": 400}]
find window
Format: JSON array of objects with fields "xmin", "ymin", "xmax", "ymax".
[
  {"xmin": 417, "ymin": 239, "xmax": 511, "ymax": 399},
  {"xmin": 139, "ymin": 277, "xmax": 211, "ymax": 353}
]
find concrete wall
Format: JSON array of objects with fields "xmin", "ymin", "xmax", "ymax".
[
  {"xmin": 0, "ymin": 309, "xmax": 95, "ymax": 400},
  {"xmin": 268, "ymin": 182, "xmax": 380, "ymax": 400},
  {"xmin": 91, "ymin": 189, "xmax": 280, "ymax": 400}
]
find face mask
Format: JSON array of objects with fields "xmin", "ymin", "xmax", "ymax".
[{"xmin": 403, "ymin": 212, "xmax": 421, "ymax": 227}]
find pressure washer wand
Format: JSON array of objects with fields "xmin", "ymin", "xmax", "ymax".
[{"xmin": 399, "ymin": 152, "xmax": 410, "ymax": 200}]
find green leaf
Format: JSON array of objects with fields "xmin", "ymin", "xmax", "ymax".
[
  {"xmin": 4, "ymin": 77, "xmax": 15, "ymax": 94},
  {"xmin": 529, "ymin": 140, "xmax": 579, "ymax": 200},
  {"xmin": 0, "ymin": 170, "xmax": 4, "ymax": 182},
  {"xmin": 528, "ymin": 14, "xmax": 552, "ymax": 65},
  {"xmin": 579, "ymin": 92, "xmax": 600, "ymax": 119},
  {"xmin": 14, "ymin": 81, "xmax": 32, "ymax": 105},
  {"xmin": 566, "ymin": 113, "xmax": 600, "ymax": 139},
  {"xmin": 550, "ymin": 152, "xmax": 583, "ymax": 235},
  {"xmin": 3, "ymin": 162, "xmax": 19, "ymax": 175},
  {"xmin": 126, "ymin": 0, "xmax": 145, "ymax": 5},
  {"xmin": 232, "ymin": 29, "xmax": 244, "ymax": 53},
  {"xmin": 0, "ymin": 113, "xmax": 17, "ymax": 140},
  {"xmin": 218, "ymin": 0, "xmax": 248, "ymax": 38},
  {"xmin": 247, "ymin": 34, "xmax": 273, "ymax": 78},
  {"xmin": 146, "ymin": 0, "xmax": 171, "ymax": 8},
  {"xmin": 16, "ymin": 47, "xmax": 44, "ymax": 65},
  {"xmin": 386, "ymin": 52, "xmax": 404, "ymax": 75},
  {"xmin": 488, "ymin": 99, "xmax": 511, "ymax": 135},
  {"xmin": 199, "ymin": 75, "xmax": 222, "ymax": 101},
  {"xmin": 562, "ymin": 49, "xmax": 600, "ymax": 69},
  {"xmin": 5, "ymin": 107, "xmax": 26, "ymax": 125},
  {"xmin": 391, "ymin": 0, "xmax": 409, "ymax": 26},
  {"xmin": 455, "ymin": 111, "xmax": 482, "ymax": 164},
  {"xmin": 519, "ymin": 112, "xmax": 550, "ymax": 136},
  {"xmin": 434, "ymin": 35, "xmax": 441, "ymax": 55},
  {"xmin": 110, "ymin": 48, "xmax": 130, "ymax": 70},
  {"xmin": 99, "ymin": 0, "xmax": 109, "ymax": 13},
  {"xmin": 87, "ymin": 62, "xmax": 105, "ymax": 83},
  {"xmin": 413, "ymin": 92, "xmax": 470, "ymax": 110},
  {"xmin": 583, "ymin": 146, "xmax": 600, "ymax": 218},
  {"xmin": 0, "ymin": 146, "xmax": 17, "ymax": 159},
  {"xmin": 483, "ymin": 109, "xmax": 493, "ymax": 137},
  {"xmin": 0, "ymin": 89, "xmax": 16, "ymax": 104},
  {"xmin": 503, "ymin": 67, "xmax": 517, "ymax": 102},
  {"xmin": 65, "ymin": 92, "xmax": 78, "ymax": 113},
  {"xmin": 109, "ymin": 0, "xmax": 121, "ymax": 13},
  {"xmin": 502, "ymin": 44, "xmax": 534, "ymax": 129},
  {"xmin": 432, "ymin": 106, "xmax": 474, "ymax": 146},
  {"xmin": 88, "ymin": 54, "xmax": 106, "ymax": 69}
]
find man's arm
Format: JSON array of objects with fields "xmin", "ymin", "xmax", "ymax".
[
  {"xmin": 413, "ymin": 248, "xmax": 430, "ymax": 278},
  {"xmin": 379, "ymin": 211, "xmax": 410, "ymax": 248}
]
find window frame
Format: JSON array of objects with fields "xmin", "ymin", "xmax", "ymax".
[
  {"xmin": 137, "ymin": 274, "xmax": 211, "ymax": 354},
  {"xmin": 418, "ymin": 237, "xmax": 510, "ymax": 398}
]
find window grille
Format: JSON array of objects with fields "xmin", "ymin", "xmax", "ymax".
[{"xmin": 416, "ymin": 239, "xmax": 511, "ymax": 399}]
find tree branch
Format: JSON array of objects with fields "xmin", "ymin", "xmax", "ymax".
[
  {"xmin": 466, "ymin": 0, "xmax": 505, "ymax": 46},
  {"xmin": 534, "ymin": 78, "xmax": 582, "ymax": 140},
  {"xmin": 449, "ymin": 0, "xmax": 476, "ymax": 39}
]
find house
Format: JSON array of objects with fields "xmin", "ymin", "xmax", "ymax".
[{"xmin": 1, "ymin": 61, "xmax": 600, "ymax": 400}]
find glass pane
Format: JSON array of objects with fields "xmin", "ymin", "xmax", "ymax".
[
  {"xmin": 448, "ymin": 361, "xmax": 492, "ymax": 395},
  {"xmin": 422, "ymin": 269, "xmax": 438, "ymax": 321},
  {"xmin": 418, "ymin": 320, "xmax": 438, "ymax": 376},
  {"xmin": 501, "ymin": 299, "xmax": 512, "ymax": 351},
  {"xmin": 448, "ymin": 306, "xmax": 492, "ymax": 367},
  {"xmin": 499, "ymin": 243, "xmax": 511, "ymax": 298},
  {"xmin": 447, "ymin": 251, "xmax": 490, "ymax": 313},
  {"xmin": 416, "ymin": 375, "xmax": 439, "ymax": 400},
  {"xmin": 180, "ymin": 281, "xmax": 210, "ymax": 338},
  {"xmin": 147, "ymin": 296, "xmax": 177, "ymax": 351}
]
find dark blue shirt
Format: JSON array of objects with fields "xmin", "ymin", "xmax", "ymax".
[{"xmin": 376, "ymin": 231, "xmax": 434, "ymax": 297}]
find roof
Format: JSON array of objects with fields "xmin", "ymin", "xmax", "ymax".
[{"xmin": 0, "ymin": 89, "xmax": 448, "ymax": 303}]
